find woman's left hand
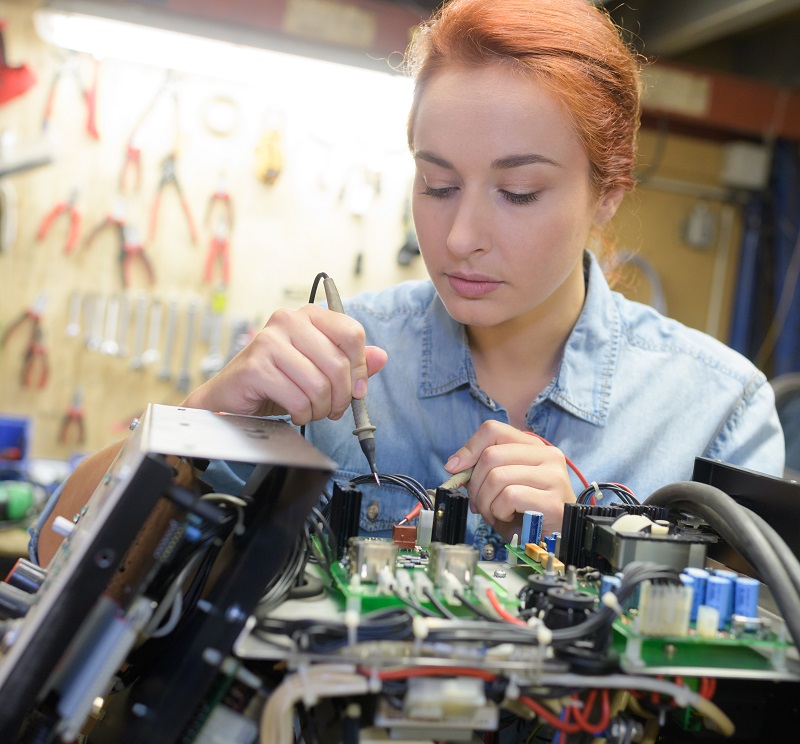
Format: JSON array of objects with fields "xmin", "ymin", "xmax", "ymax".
[{"xmin": 444, "ymin": 420, "xmax": 576, "ymax": 542}]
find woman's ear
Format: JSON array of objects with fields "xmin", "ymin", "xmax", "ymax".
[{"xmin": 593, "ymin": 186, "xmax": 625, "ymax": 226}]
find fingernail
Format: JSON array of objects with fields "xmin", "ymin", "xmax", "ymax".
[
  {"xmin": 444, "ymin": 455, "xmax": 460, "ymax": 472},
  {"xmin": 353, "ymin": 378, "xmax": 367, "ymax": 398}
]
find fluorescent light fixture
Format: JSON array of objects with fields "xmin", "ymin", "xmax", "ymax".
[{"xmin": 34, "ymin": 0, "xmax": 412, "ymax": 87}]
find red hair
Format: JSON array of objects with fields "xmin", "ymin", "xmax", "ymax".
[{"xmin": 405, "ymin": 0, "xmax": 642, "ymax": 198}]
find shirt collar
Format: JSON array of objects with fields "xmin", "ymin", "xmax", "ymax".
[{"xmin": 418, "ymin": 251, "xmax": 620, "ymax": 426}]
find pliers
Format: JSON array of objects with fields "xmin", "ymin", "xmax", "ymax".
[
  {"xmin": 1, "ymin": 294, "xmax": 47, "ymax": 349},
  {"xmin": 205, "ymin": 182, "xmax": 234, "ymax": 230},
  {"xmin": 120, "ymin": 224, "xmax": 155, "ymax": 288},
  {"xmin": 119, "ymin": 134, "xmax": 142, "ymax": 193},
  {"xmin": 21, "ymin": 323, "xmax": 49, "ymax": 389},
  {"xmin": 204, "ymin": 218, "xmax": 231, "ymax": 285},
  {"xmin": 149, "ymin": 153, "xmax": 198, "ymax": 244},
  {"xmin": 37, "ymin": 188, "xmax": 81, "ymax": 254},
  {"xmin": 42, "ymin": 52, "xmax": 99, "ymax": 140},
  {"xmin": 59, "ymin": 387, "xmax": 85, "ymax": 444},
  {"xmin": 83, "ymin": 201, "xmax": 125, "ymax": 250}
]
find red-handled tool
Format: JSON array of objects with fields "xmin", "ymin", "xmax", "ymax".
[{"xmin": 37, "ymin": 189, "xmax": 81, "ymax": 254}]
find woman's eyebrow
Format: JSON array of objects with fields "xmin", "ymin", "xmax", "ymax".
[
  {"xmin": 492, "ymin": 153, "xmax": 562, "ymax": 169},
  {"xmin": 414, "ymin": 150, "xmax": 562, "ymax": 169}
]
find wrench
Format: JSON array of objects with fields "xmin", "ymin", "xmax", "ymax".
[
  {"xmin": 100, "ymin": 295, "xmax": 119, "ymax": 355},
  {"xmin": 199, "ymin": 305, "xmax": 225, "ymax": 380},
  {"xmin": 129, "ymin": 293, "xmax": 148, "ymax": 370},
  {"xmin": 116, "ymin": 293, "xmax": 130, "ymax": 357},
  {"xmin": 65, "ymin": 290, "xmax": 81, "ymax": 337},
  {"xmin": 157, "ymin": 299, "xmax": 178, "ymax": 382},
  {"xmin": 141, "ymin": 297, "xmax": 162, "ymax": 366},
  {"xmin": 85, "ymin": 294, "xmax": 103, "ymax": 352},
  {"xmin": 175, "ymin": 299, "xmax": 199, "ymax": 394}
]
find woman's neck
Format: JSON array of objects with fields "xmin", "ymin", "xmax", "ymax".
[{"xmin": 467, "ymin": 264, "xmax": 586, "ymax": 429}]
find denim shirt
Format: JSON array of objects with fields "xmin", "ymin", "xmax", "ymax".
[{"xmin": 30, "ymin": 253, "xmax": 785, "ymax": 565}]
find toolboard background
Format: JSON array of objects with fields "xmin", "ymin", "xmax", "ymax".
[{"xmin": 0, "ymin": 0, "xmax": 741, "ymax": 463}]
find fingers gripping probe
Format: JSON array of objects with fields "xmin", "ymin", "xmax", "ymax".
[{"xmin": 322, "ymin": 276, "xmax": 380, "ymax": 486}]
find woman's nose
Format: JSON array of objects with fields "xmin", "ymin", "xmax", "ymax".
[{"xmin": 446, "ymin": 192, "xmax": 490, "ymax": 257}]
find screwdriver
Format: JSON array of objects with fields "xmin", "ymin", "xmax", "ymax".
[{"xmin": 322, "ymin": 276, "xmax": 380, "ymax": 485}]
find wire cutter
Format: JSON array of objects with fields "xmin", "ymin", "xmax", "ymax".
[
  {"xmin": 37, "ymin": 189, "xmax": 81, "ymax": 254},
  {"xmin": 204, "ymin": 218, "xmax": 231, "ymax": 285},
  {"xmin": 59, "ymin": 387, "xmax": 85, "ymax": 444},
  {"xmin": 119, "ymin": 134, "xmax": 142, "ymax": 193},
  {"xmin": 1, "ymin": 294, "xmax": 47, "ymax": 349},
  {"xmin": 42, "ymin": 52, "xmax": 99, "ymax": 140},
  {"xmin": 149, "ymin": 153, "xmax": 198, "ymax": 244},
  {"xmin": 205, "ymin": 181, "xmax": 234, "ymax": 230},
  {"xmin": 83, "ymin": 201, "xmax": 125, "ymax": 250},
  {"xmin": 21, "ymin": 323, "xmax": 49, "ymax": 389},
  {"xmin": 120, "ymin": 225, "xmax": 155, "ymax": 288}
]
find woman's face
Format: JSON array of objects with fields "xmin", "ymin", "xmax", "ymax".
[{"xmin": 410, "ymin": 63, "xmax": 621, "ymax": 330}]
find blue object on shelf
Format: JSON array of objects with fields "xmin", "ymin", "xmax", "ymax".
[{"xmin": 0, "ymin": 415, "xmax": 31, "ymax": 481}]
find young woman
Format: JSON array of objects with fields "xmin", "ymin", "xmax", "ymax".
[{"xmin": 36, "ymin": 0, "xmax": 783, "ymax": 565}]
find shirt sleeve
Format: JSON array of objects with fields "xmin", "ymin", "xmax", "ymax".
[{"xmin": 706, "ymin": 373, "xmax": 786, "ymax": 477}]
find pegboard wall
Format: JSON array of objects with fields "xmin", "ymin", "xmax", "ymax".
[
  {"xmin": 0, "ymin": 0, "xmax": 425, "ymax": 463},
  {"xmin": 0, "ymin": 1, "xmax": 746, "ymax": 467}
]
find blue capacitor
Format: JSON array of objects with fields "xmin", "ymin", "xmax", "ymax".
[
  {"xmin": 713, "ymin": 569, "xmax": 738, "ymax": 616},
  {"xmin": 600, "ymin": 574, "xmax": 622, "ymax": 598},
  {"xmin": 680, "ymin": 573, "xmax": 700, "ymax": 621},
  {"xmin": 705, "ymin": 575, "xmax": 733, "ymax": 628},
  {"xmin": 734, "ymin": 576, "xmax": 760, "ymax": 619},
  {"xmin": 521, "ymin": 510, "xmax": 544, "ymax": 547},
  {"xmin": 543, "ymin": 534, "xmax": 557, "ymax": 554},
  {"xmin": 684, "ymin": 567, "xmax": 709, "ymax": 609}
]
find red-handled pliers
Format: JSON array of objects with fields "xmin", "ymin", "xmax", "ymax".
[
  {"xmin": 21, "ymin": 323, "xmax": 48, "ymax": 388},
  {"xmin": 120, "ymin": 224, "xmax": 155, "ymax": 288},
  {"xmin": 149, "ymin": 153, "xmax": 198, "ymax": 244},
  {"xmin": 59, "ymin": 387, "xmax": 85, "ymax": 444},
  {"xmin": 37, "ymin": 189, "xmax": 81, "ymax": 254}
]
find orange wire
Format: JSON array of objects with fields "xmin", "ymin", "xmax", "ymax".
[{"xmin": 485, "ymin": 588, "xmax": 527, "ymax": 626}]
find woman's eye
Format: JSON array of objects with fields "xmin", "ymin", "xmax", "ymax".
[
  {"xmin": 421, "ymin": 185, "xmax": 457, "ymax": 199},
  {"xmin": 502, "ymin": 190, "xmax": 540, "ymax": 205}
]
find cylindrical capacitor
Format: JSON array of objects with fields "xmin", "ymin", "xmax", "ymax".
[
  {"xmin": 734, "ymin": 576, "xmax": 760, "ymax": 619},
  {"xmin": 705, "ymin": 575, "xmax": 733, "ymax": 628},
  {"xmin": 680, "ymin": 573, "xmax": 701, "ymax": 621},
  {"xmin": 5, "ymin": 558, "xmax": 47, "ymax": 594},
  {"xmin": 600, "ymin": 574, "xmax": 622, "ymax": 598},
  {"xmin": 684, "ymin": 567, "xmax": 709, "ymax": 611},
  {"xmin": 713, "ymin": 569, "xmax": 738, "ymax": 617},
  {"xmin": 543, "ymin": 534, "xmax": 557, "ymax": 554},
  {"xmin": 521, "ymin": 510, "xmax": 544, "ymax": 547}
]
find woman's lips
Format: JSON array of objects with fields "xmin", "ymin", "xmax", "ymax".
[{"xmin": 446, "ymin": 273, "xmax": 502, "ymax": 298}]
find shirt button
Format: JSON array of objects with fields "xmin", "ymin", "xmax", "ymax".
[
  {"xmin": 481, "ymin": 543, "xmax": 496, "ymax": 561},
  {"xmin": 366, "ymin": 501, "xmax": 380, "ymax": 521}
]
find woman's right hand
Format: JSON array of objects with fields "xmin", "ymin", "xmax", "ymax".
[{"xmin": 182, "ymin": 303, "xmax": 388, "ymax": 424}]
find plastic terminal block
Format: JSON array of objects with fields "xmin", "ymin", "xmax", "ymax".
[
  {"xmin": 347, "ymin": 536, "xmax": 398, "ymax": 583},
  {"xmin": 696, "ymin": 605, "xmax": 720, "ymax": 638},
  {"xmin": 637, "ymin": 580, "xmax": 692, "ymax": 636},
  {"xmin": 393, "ymin": 524, "xmax": 417, "ymax": 550},
  {"xmin": 417, "ymin": 509, "xmax": 434, "ymax": 548},
  {"xmin": 428, "ymin": 543, "xmax": 478, "ymax": 589},
  {"xmin": 403, "ymin": 676, "xmax": 488, "ymax": 721},
  {"xmin": 524, "ymin": 542, "xmax": 547, "ymax": 563}
]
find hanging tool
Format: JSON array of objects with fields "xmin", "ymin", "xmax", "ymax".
[
  {"xmin": 42, "ymin": 51, "xmax": 99, "ymax": 140},
  {"xmin": 120, "ymin": 224, "xmax": 155, "ymax": 288},
  {"xmin": 129, "ymin": 293, "xmax": 148, "ymax": 370},
  {"xmin": 149, "ymin": 152, "xmax": 198, "ymax": 244},
  {"xmin": 21, "ymin": 323, "xmax": 48, "ymax": 389},
  {"xmin": 175, "ymin": 300, "xmax": 199, "ymax": 394},
  {"xmin": 100, "ymin": 295, "xmax": 120, "ymax": 356},
  {"xmin": 1, "ymin": 294, "xmax": 47, "ymax": 349},
  {"xmin": 254, "ymin": 125, "xmax": 283, "ymax": 185},
  {"xmin": 65, "ymin": 290, "xmax": 81, "ymax": 337},
  {"xmin": 322, "ymin": 275, "xmax": 379, "ymax": 485},
  {"xmin": 83, "ymin": 199, "xmax": 125, "ymax": 249},
  {"xmin": 0, "ymin": 178, "xmax": 16, "ymax": 253},
  {"xmin": 37, "ymin": 188, "xmax": 81, "ymax": 254},
  {"xmin": 59, "ymin": 387, "xmax": 85, "ymax": 445},
  {"xmin": 141, "ymin": 298, "xmax": 162, "ymax": 366},
  {"xmin": 204, "ymin": 218, "xmax": 231, "ymax": 286},
  {"xmin": 119, "ymin": 132, "xmax": 142, "ymax": 193},
  {"xmin": 0, "ymin": 21, "xmax": 35, "ymax": 106},
  {"xmin": 157, "ymin": 299, "xmax": 178, "ymax": 381},
  {"xmin": 205, "ymin": 177, "xmax": 234, "ymax": 229},
  {"xmin": 85, "ymin": 294, "xmax": 104, "ymax": 352},
  {"xmin": 199, "ymin": 288, "xmax": 226, "ymax": 380}
]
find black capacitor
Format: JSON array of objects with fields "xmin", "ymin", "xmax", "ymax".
[
  {"xmin": 432, "ymin": 487, "xmax": 469, "ymax": 545},
  {"xmin": 328, "ymin": 482, "xmax": 363, "ymax": 559},
  {"xmin": 4, "ymin": 558, "xmax": 47, "ymax": 594}
]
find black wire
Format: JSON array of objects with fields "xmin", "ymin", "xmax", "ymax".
[
  {"xmin": 350, "ymin": 473, "xmax": 433, "ymax": 509},
  {"xmin": 577, "ymin": 482, "xmax": 639, "ymax": 506},
  {"xmin": 421, "ymin": 586, "xmax": 457, "ymax": 619},
  {"xmin": 453, "ymin": 590, "xmax": 500, "ymax": 622},
  {"xmin": 300, "ymin": 272, "xmax": 331, "ymax": 440},
  {"xmin": 392, "ymin": 587, "xmax": 439, "ymax": 617}
]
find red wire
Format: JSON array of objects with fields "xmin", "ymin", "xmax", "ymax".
[
  {"xmin": 365, "ymin": 665, "xmax": 498, "ymax": 682},
  {"xmin": 485, "ymin": 588, "xmax": 527, "ymax": 626},
  {"xmin": 518, "ymin": 696, "xmax": 582, "ymax": 733},
  {"xmin": 571, "ymin": 689, "xmax": 611, "ymax": 734},
  {"xmin": 525, "ymin": 431, "xmax": 590, "ymax": 489}
]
